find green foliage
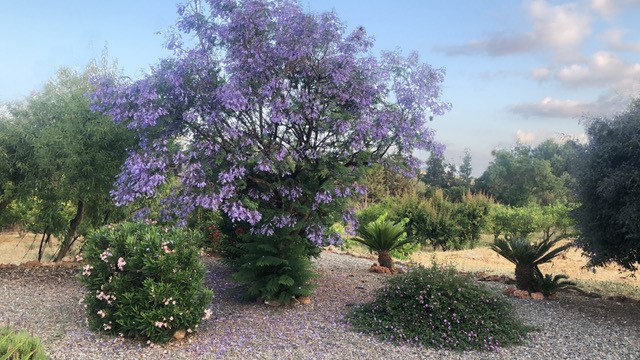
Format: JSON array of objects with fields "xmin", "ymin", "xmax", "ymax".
[
  {"xmin": 79, "ymin": 222, "xmax": 213, "ymax": 343},
  {"xmin": 0, "ymin": 59, "xmax": 135, "ymax": 261},
  {"xmin": 353, "ymin": 214, "xmax": 413, "ymax": 268},
  {"xmin": 475, "ymin": 144, "xmax": 569, "ymax": 206},
  {"xmin": 490, "ymin": 203, "xmax": 575, "ymax": 241},
  {"xmin": 347, "ymin": 264, "xmax": 531, "ymax": 351},
  {"xmin": 0, "ymin": 326, "xmax": 47, "ymax": 360},
  {"xmin": 355, "ymin": 190, "xmax": 492, "ymax": 251},
  {"xmin": 454, "ymin": 191, "xmax": 492, "ymax": 248},
  {"xmin": 534, "ymin": 268, "xmax": 576, "ymax": 298},
  {"xmin": 574, "ymin": 98, "xmax": 640, "ymax": 271},
  {"xmin": 360, "ymin": 164, "xmax": 422, "ymax": 204},
  {"xmin": 186, "ymin": 208, "xmax": 226, "ymax": 255},
  {"xmin": 491, "ymin": 236, "xmax": 572, "ymax": 290},
  {"xmin": 229, "ymin": 230, "xmax": 319, "ymax": 305}
]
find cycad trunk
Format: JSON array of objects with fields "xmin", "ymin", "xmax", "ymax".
[
  {"xmin": 378, "ymin": 251, "xmax": 393, "ymax": 269},
  {"xmin": 515, "ymin": 263, "xmax": 535, "ymax": 291}
]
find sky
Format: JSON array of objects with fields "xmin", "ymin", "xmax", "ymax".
[{"xmin": 1, "ymin": 0, "xmax": 640, "ymax": 176}]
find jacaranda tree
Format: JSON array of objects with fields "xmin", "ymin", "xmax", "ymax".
[{"xmin": 91, "ymin": 0, "xmax": 450, "ymax": 303}]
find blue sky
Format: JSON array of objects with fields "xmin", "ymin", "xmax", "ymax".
[{"xmin": 2, "ymin": 0, "xmax": 640, "ymax": 175}]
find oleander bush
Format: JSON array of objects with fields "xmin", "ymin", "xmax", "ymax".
[
  {"xmin": 0, "ymin": 326, "xmax": 47, "ymax": 360},
  {"xmin": 347, "ymin": 264, "xmax": 532, "ymax": 351},
  {"xmin": 79, "ymin": 222, "xmax": 214, "ymax": 343}
]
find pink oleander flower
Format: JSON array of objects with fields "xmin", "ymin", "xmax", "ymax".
[
  {"xmin": 154, "ymin": 321, "xmax": 169, "ymax": 328},
  {"xmin": 117, "ymin": 257, "xmax": 126, "ymax": 271},
  {"xmin": 202, "ymin": 308, "xmax": 212, "ymax": 320},
  {"xmin": 82, "ymin": 265, "xmax": 93, "ymax": 276},
  {"xmin": 99, "ymin": 250, "xmax": 113, "ymax": 262},
  {"xmin": 75, "ymin": 254, "xmax": 83, "ymax": 262},
  {"xmin": 97, "ymin": 310, "xmax": 107, "ymax": 318},
  {"xmin": 103, "ymin": 322, "xmax": 112, "ymax": 331}
]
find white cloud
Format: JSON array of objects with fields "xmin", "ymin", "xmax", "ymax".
[
  {"xmin": 516, "ymin": 129, "xmax": 537, "ymax": 143},
  {"xmin": 436, "ymin": 0, "xmax": 591, "ymax": 61},
  {"xmin": 511, "ymin": 97, "xmax": 587, "ymax": 118},
  {"xmin": 531, "ymin": 67, "xmax": 551, "ymax": 80},
  {"xmin": 602, "ymin": 28, "xmax": 640, "ymax": 52},
  {"xmin": 529, "ymin": 0, "xmax": 592, "ymax": 61},
  {"xmin": 515, "ymin": 129, "xmax": 587, "ymax": 146},
  {"xmin": 509, "ymin": 93, "xmax": 628, "ymax": 118},
  {"xmin": 591, "ymin": 0, "xmax": 640, "ymax": 17},
  {"xmin": 555, "ymin": 51, "xmax": 640, "ymax": 93}
]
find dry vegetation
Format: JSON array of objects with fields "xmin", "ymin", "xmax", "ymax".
[
  {"xmin": 0, "ymin": 232, "xmax": 78, "ymax": 264},
  {"xmin": 2, "ymin": 230, "xmax": 639, "ymax": 300}
]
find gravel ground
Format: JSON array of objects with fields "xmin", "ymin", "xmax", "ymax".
[{"xmin": 1, "ymin": 251, "xmax": 639, "ymax": 360}]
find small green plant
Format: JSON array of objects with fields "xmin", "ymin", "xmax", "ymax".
[
  {"xmin": 347, "ymin": 264, "xmax": 532, "ymax": 351},
  {"xmin": 353, "ymin": 214, "xmax": 414, "ymax": 269},
  {"xmin": 0, "ymin": 326, "xmax": 47, "ymax": 360},
  {"xmin": 534, "ymin": 268, "xmax": 577, "ymax": 298},
  {"xmin": 79, "ymin": 222, "xmax": 213, "ymax": 343},
  {"xmin": 491, "ymin": 236, "xmax": 572, "ymax": 291}
]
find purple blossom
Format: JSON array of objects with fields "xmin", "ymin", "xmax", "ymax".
[{"xmin": 90, "ymin": 0, "xmax": 449, "ymax": 253}]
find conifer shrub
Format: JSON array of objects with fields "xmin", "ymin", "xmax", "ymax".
[
  {"xmin": 79, "ymin": 222, "xmax": 213, "ymax": 343},
  {"xmin": 0, "ymin": 326, "xmax": 47, "ymax": 360},
  {"xmin": 229, "ymin": 230, "xmax": 319, "ymax": 305},
  {"xmin": 347, "ymin": 264, "xmax": 532, "ymax": 351}
]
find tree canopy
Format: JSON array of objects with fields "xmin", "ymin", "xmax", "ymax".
[
  {"xmin": 90, "ymin": 0, "xmax": 450, "ymax": 301},
  {"xmin": 0, "ymin": 63, "xmax": 134, "ymax": 260},
  {"xmin": 574, "ymin": 99, "xmax": 640, "ymax": 271},
  {"xmin": 475, "ymin": 143, "xmax": 570, "ymax": 207},
  {"xmin": 91, "ymin": 0, "xmax": 451, "ymax": 245}
]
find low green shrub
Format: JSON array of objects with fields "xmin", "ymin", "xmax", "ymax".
[
  {"xmin": 534, "ymin": 268, "xmax": 577, "ymax": 298},
  {"xmin": 0, "ymin": 326, "xmax": 47, "ymax": 360},
  {"xmin": 79, "ymin": 222, "xmax": 213, "ymax": 343},
  {"xmin": 347, "ymin": 264, "xmax": 532, "ymax": 351}
]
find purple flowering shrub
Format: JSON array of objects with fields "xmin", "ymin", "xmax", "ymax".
[
  {"xmin": 90, "ymin": 0, "xmax": 450, "ymax": 301},
  {"xmin": 347, "ymin": 264, "xmax": 532, "ymax": 351},
  {"xmin": 79, "ymin": 222, "xmax": 213, "ymax": 343}
]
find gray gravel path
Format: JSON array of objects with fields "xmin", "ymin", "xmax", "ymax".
[{"xmin": 1, "ymin": 252, "xmax": 638, "ymax": 359}]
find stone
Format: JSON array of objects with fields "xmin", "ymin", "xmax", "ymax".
[
  {"xmin": 298, "ymin": 296, "xmax": 312, "ymax": 305},
  {"xmin": 173, "ymin": 330, "xmax": 186, "ymax": 340},
  {"xmin": 513, "ymin": 290, "xmax": 530, "ymax": 299},
  {"xmin": 21, "ymin": 261, "xmax": 41, "ymax": 268},
  {"xmin": 369, "ymin": 264, "xmax": 391, "ymax": 274},
  {"xmin": 530, "ymin": 292, "xmax": 545, "ymax": 300},
  {"xmin": 264, "ymin": 300, "xmax": 281, "ymax": 307},
  {"xmin": 503, "ymin": 286, "xmax": 516, "ymax": 296}
]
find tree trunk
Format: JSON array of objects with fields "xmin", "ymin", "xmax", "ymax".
[
  {"xmin": 378, "ymin": 251, "xmax": 393, "ymax": 269},
  {"xmin": 55, "ymin": 199, "xmax": 84, "ymax": 262},
  {"xmin": 0, "ymin": 198, "xmax": 11, "ymax": 218},
  {"xmin": 515, "ymin": 263, "xmax": 535, "ymax": 291}
]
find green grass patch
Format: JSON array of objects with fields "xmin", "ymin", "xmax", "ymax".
[{"xmin": 0, "ymin": 326, "xmax": 48, "ymax": 360}]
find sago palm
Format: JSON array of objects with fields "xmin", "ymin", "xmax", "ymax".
[
  {"xmin": 491, "ymin": 236, "xmax": 572, "ymax": 291},
  {"xmin": 354, "ymin": 215, "xmax": 413, "ymax": 269},
  {"xmin": 534, "ymin": 267, "xmax": 577, "ymax": 298}
]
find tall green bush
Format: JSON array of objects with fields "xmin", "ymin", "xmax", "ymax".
[{"xmin": 79, "ymin": 222, "xmax": 213, "ymax": 343}]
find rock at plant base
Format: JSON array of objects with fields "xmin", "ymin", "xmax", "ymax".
[
  {"xmin": 264, "ymin": 300, "xmax": 282, "ymax": 307},
  {"xmin": 173, "ymin": 330, "xmax": 186, "ymax": 340},
  {"xmin": 513, "ymin": 290, "xmax": 530, "ymax": 299},
  {"xmin": 21, "ymin": 261, "xmax": 41, "ymax": 268},
  {"xmin": 298, "ymin": 296, "xmax": 312, "ymax": 305},
  {"xmin": 503, "ymin": 286, "xmax": 516, "ymax": 297},
  {"xmin": 530, "ymin": 292, "xmax": 544, "ymax": 300},
  {"xmin": 369, "ymin": 264, "xmax": 391, "ymax": 274}
]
